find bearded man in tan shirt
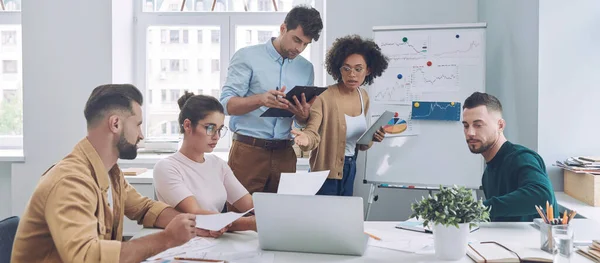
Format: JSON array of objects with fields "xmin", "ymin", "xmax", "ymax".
[{"xmin": 11, "ymin": 84, "xmax": 226, "ymax": 263}]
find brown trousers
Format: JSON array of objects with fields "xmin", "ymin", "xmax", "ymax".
[{"xmin": 228, "ymin": 140, "xmax": 297, "ymax": 196}]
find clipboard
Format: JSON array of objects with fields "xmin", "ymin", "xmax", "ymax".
[
  {"xmin": 260, "ymin": 86, "xmax": 327, "ymax": 118},
  {"xmin": 356, "ymin": 110, "xmax": 394, "ymax": 145}
]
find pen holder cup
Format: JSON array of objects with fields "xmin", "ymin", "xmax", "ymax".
[
  {"xmin": 540, "ymin": 223, "xmax": 574, "ymax": 254},
  {"xmin": 539, "ymin": 223, "xmax": 555, "ymax": 253}
]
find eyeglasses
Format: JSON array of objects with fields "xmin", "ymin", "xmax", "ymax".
[
  {"xmin": 340, "ymin": 65, "xmax": 365, "ymax": 75},
  {"xmin": 201, "ymin": 124, "xmax": 228, "ymax": 138}
]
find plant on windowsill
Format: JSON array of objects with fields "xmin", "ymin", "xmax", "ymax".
[{"xmin": 410, "ymin": 185, "xmax": 490, "ymax": 260}]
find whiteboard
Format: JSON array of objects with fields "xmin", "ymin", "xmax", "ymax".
[{"xmin": 364, "ymin": 23, "xmax": 486, "ymax": 188}]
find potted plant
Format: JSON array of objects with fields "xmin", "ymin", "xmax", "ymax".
[{"xmin": 410, "ymin": 185, "xmax": 490, "ymax": 260}]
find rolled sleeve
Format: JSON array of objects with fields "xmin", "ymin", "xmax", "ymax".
[
  {"xmin": 220, "ymin": 51, "xmax": 252, "ymax": 116},
  {"xmin": 45, "ymin": 175, "xmax": 122, "ymax": 263},
  {"xmin": 123, "ymin": 179, "xmax": 170, "ymax": 228},
  {"xmin": 141, "ymin": 201, "xmax": 170, "ymax": 228}
]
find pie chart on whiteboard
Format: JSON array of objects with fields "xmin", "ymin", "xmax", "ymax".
[{"xmin": 383, "ymin": 113, "xmax": 407, "ymax": 134}]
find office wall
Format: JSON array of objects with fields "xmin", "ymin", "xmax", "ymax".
[
  {"xmin": 478, "ymin": 0, "xmax": 540, "ymax": 151},
  {"xmin": 537, "ymin": 0, "xmax": 600, "ymax": 190},
  {"xmin": 11, "ymin": 0, "xmax": 113, "ymax": 216},
  {"xmin": 325, "ymin": 0, "xmax": 479, "ymax": 221},
  {"xmin": 0, "ymin": 163, "xmax": 10, "ymax": 219}
]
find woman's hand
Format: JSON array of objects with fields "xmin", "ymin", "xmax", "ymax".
[
  {"xmin": 195, "ymin": 224, "xmax": 231, "ymax": 238},
  {"xmin": 372, "ymin": 126, "xmax": 385, "ymax": 142},
  {"xmin": 291, "ymin": 129, "xmax": 309, "ymax": 147}
]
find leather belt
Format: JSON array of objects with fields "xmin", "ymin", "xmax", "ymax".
[{"xmin": 233, "ymin": 133, "xmax": 294, "ymax": 150}]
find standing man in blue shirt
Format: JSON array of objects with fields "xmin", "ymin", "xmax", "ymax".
[{"xmin": 220, "ymin": 5, "xmax": 323, "ymax": 196}]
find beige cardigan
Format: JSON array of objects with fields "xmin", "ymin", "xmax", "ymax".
[{"xmin": 299, "ymin": 84, "xmax": 373, "ymax": 180}]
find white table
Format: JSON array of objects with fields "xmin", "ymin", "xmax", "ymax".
[
  {"xmin": 134, "ymin": 221, "xmax": 597, "ymax": 262},
  {"xmin": 556, "ymin": 191, "xmax": 600, "ymax": 225}
]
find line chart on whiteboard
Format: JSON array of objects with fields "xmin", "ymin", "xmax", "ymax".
[{"xmin": 371, "ymin": 30, "xmax": 484, "ymax": 104}]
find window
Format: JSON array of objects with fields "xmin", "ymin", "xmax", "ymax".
[
  {"xmin": 211, "ymin": 30, "xmax": 219, "ymax": 44},
  {"xmin": 211, "ymin": 59, "xmax": 219, "ymax": 73},
  {"xmin": 169, "ymin": 30, "xmax": 179, "ymax": 43},
  {"xmin": 1, "ymin": 3, "xmax": 23, "ymax": 148},
  {"xmin": 161, "ymin": 89, "xmax": 167, "ymax": 102},
  {"xmin": 169, "ymin": 59, "xmax": 180, "ymax": 71},
  {"xmin": 257, "ymin": 30, "xmax": 274, "ymax": 43},
  {"xmin": 148, "ymin": 89, "xmax": 153, "ymax": 104},
  {"xmin": 182, "ymin": 59, "xmax": 188, "ymax": 72},
  {"xmin": 182, "ymin": 29, "xmax": 189, "ymax": 43},
  {"xmin": 160, "ymin": 59, "xmax": 167, "ymax": 72},
  {"xmin": 245, "ymin": 30, "xmax": 252, "ymax": 45},
  {"xmin": 170, "ymin": 121, "xmax": 179, "ymax": 134},
  {"xmin": 161, "ymin": 122, "xmax": 167, "ymax": 134},
  {"xmin": 137, "ymin": 0, "xmax": 323, "ymax": 152},
  {"xmin": 2, "ymin": 60, "xmax": 17, "ymax": 73},
  {"xmin": 160, "ymin": 29, "xmax": 167, "ymax": 43},
  {"xmin": 170, "ymin": 89, "xmax": 180, "ymax": 102},
  {"xmin": 1, "ymin": 30, "xmax": 16, "ymax": 45},
  {"xmin": 3, "ymin": 90, "xmax": 16, "ymax": 103}
]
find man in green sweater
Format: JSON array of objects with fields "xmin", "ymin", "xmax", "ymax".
[{"xmin": 462, "ymin": 92, "xmax": 557, "ymax": 222}]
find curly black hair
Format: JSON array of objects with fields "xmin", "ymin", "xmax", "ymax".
[
  {"xmin": 284, "ymin": 5, "xmax": 323, "ymax": 41},
  {"xmin": 326, "ymin": 35, "xmax": 389, "ymax": 86}
]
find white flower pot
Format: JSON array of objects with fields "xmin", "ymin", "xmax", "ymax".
[{"xmin": 432, "ymin": 223, "xmax": 470, "ymax": 260}]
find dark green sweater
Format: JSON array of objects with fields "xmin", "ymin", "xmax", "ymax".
[{"xmin": 482, "ymin": 141, "xmax": 558, "ymax": 222}]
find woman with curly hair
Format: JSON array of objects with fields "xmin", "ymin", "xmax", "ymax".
[{"xmin": 292, "ymin": 35, "xmax": 389, "ymax": 196}]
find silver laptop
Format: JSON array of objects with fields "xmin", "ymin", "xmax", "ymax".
[{"xmin": 253, "ymin": 192, "xmax": 369, "ymax": 256}]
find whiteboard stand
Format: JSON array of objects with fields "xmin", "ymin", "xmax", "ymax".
[
  {"xmin": 364, "ymin": 180, "xmax": 482, "ymax": 220},
  {"xmin": 364, "ymin": 181, "xmax": 435, "ymax": 221}
]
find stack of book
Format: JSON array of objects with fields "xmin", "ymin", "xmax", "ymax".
[
  {"xmin": 554, "ymin": 156, "xmax": 600, "ymax": 175},
  {"xmin": 577, "ymin": 240, "xmax": 600, "ymax": 262}
]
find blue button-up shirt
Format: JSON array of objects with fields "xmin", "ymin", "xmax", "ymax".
[{"xmin": 220, "ymin": 38, "xmax": 314, "ymax": 140}]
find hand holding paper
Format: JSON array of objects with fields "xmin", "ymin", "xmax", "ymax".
[{"xmin": 195, "ymin": 208, "xmax": 254, "ymax": 231}]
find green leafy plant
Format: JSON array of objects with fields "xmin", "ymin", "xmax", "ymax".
[{"xmin": 410, "ymin": 185, "xmax": 490, "ymax": 229}]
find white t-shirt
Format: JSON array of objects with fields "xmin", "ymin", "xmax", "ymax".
[{"xmin": 153, "ymin": 152, "xmax": 248, "ymax": 213}]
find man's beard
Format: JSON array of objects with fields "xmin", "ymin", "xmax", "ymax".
[
  {"xmin": 468, "ymin": 139, "xmax": 494, "ymax": 154},
  {"xmin": 117, "ymin": 132, "xmax": 138, "ymax": 160}
]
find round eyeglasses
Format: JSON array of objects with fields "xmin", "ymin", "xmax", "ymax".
[{"xmin": 202, "ymin": 124, "xmax": 228, "ymax": 138}]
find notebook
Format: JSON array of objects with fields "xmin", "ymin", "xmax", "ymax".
[{"xmin": 467, "ymin": 242, "xmax": 552, "ymax": 263}]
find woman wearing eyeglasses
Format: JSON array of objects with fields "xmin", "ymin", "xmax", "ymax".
[
  {"xmin": 292, "ymin": 35, "xmax": 389, "ymax": 196},
  {"xmin": 153, "ymin": 92, "xmax": 256, "ymax": 235}
]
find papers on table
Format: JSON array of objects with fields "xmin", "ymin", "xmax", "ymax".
[
  {"xmin": 365, "ymin": 228, "xmax": 434, "ymax": 253},
  {"xmin": 183, "ymin": 251, "xmax": 275, "ymax": 263},
  {"xmin": 277, "ymin": 170, "xmax": 329, "ymax": 195},
  {"xmin": 146, "ymin": 237, "xmax": 217, "ymax": 261},
  {"xmin": 195, "ymin": 208, "xmax": 254, "ymax": 231}
]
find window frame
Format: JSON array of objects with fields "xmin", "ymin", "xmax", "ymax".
[
  {"xmin": 0, "ymin": 9, "xmax": 22, "ymax": 150},
  {"xmin": 133, "ymin": 0, "xmax": 325, "ymax": 153}
]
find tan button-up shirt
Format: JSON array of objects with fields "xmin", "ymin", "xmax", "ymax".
[{"xmin": 11, "ymin": 138, "xmax": 170, "ymax": 263}]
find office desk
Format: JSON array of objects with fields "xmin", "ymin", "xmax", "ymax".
[
  {"xmin": 134, "ymin": 221, "xmax": 597, "ymax": 262},
  {"xmin": 556, "ymin": 191, "xmax": 600, "ymax": 225}
]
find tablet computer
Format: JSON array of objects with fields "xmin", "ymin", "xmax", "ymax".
[
  {"xmin": 356, "ymin": 111, "xmax": 394, "ymax": 145},
  {"xmin": 260, "ymin": 86, "xmax": 327, "ymax": 118}
]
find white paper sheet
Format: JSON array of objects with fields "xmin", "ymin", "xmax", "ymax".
[
  {"xmin": 277, "ymin": 170, "xmax": 329, "ymax": 195},
  {"xmin": 365, "ymin": 228, "xmax": 433, "ymax": 253},
  {"xmin": 183, "ymin": 251, "xmax": 275, "ymax": 263},
  {"xmin": 145, "ymin": 237, "xmax": 217, "ymax": 261},
  {"xmin": 195, "ymin": 208, "xmax": 254, "ymax": 231}
]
